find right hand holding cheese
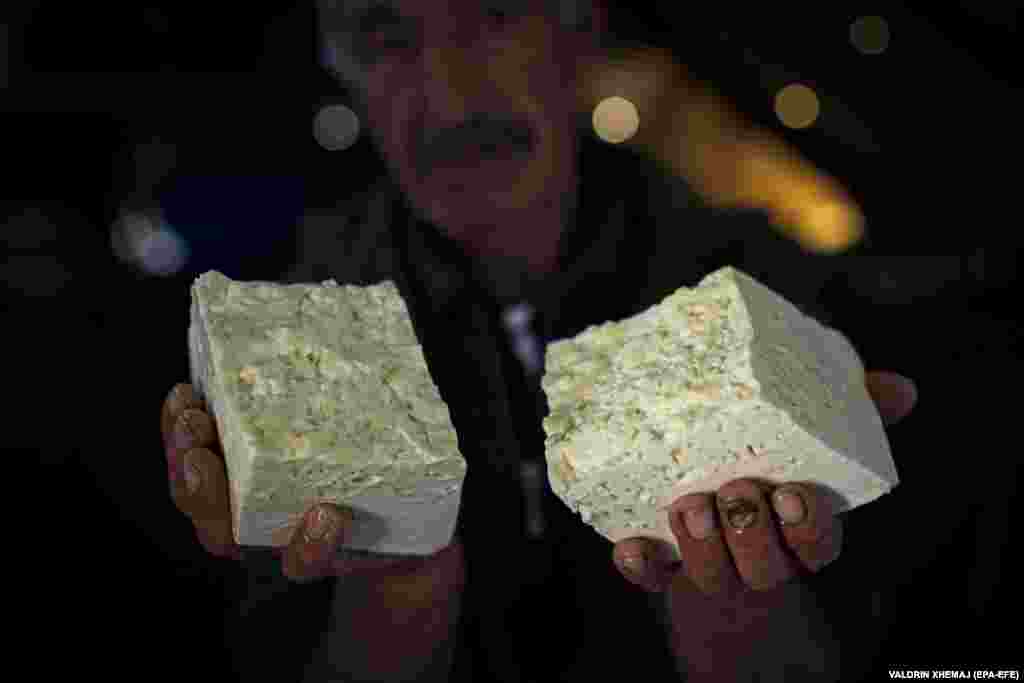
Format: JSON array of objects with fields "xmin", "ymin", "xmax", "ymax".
[{"xmin": 161, "ymin": 383, "xmax": 456, "ymax": 582}]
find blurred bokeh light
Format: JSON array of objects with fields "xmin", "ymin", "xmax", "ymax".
[
  {"xmin": 850, "ymin": 16, "xmax": 891, "ymax": 55},
  {"xmin": 775, "ymin": 83, "xmax": 820, "ymax": 130},
  {"xmin": 313, "ymin": 103, "xmax": 361, "ymax": 151},
  {"xmin": 111, "ymin": 209, "xmax": 190, "ymax": 277},
  {"xmin": 580, "ymin": 46, "xmax": 864, "ymax": 254},
  {"xmin": 592, "ymin": 96, "xmax": 641, "ymax": 144}
]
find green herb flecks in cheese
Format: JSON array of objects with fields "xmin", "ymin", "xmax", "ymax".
[
  {"xmin": 189, "ymin": 271, "xmax": 466, "ymax": 554},
  {"xmin": 541, "ymin": 266, "xmax": 898, "ymax": 559}
]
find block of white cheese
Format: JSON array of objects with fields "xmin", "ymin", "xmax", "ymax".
[
  {"xmin": 541, "ymin": 266, "xmax": 898, "ymax": 559},
  {"xmin": 188, "ymin": 271, "xmax": 466, "ymax": 555}
]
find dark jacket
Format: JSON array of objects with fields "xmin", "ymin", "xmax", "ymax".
[{"xmin": 223, "ymin": 133, "xmax": 857, "ymax": 682}]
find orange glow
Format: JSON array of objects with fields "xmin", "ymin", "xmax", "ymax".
[{"xmin": 578, "ymin": 46, "xmax": 864, "ymax": 254}]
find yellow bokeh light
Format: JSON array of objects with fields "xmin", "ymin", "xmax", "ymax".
[
  {"xmin": 578, "ymin": 46, "xmax": 866, "ymax": 255},
  {"xmin": 592, "ymin": 96, "xmax": 640, "ymax": 144},
  {"xmin": 775, "ymin": 84, "xmax": 820, "ymax": 130},
  {"xmin": 791, "ymin": 200, "xmax": 865, "ymax": 254},
  {"xmin": 850, "ymin": 16, "xmax": 890, "ymax": 55}
]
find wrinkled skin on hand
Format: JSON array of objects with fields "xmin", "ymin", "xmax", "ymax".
[
  {"xmin": 160, "ymin": 383, "xmax": 463, "ymax": 584},
  {"xmin": 608, "ymin": 370, "xmax": 917, "ymax": 678},
  {"xmin": 611, "ymin": 370, "xmax": 918, "ymax": 595}
]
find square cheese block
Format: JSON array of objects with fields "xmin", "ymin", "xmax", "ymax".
[
  {"xmin": 541, "ymin": 266, "xmax": 898, "ymax": 560},
  {"xmin": 188, "ymin": 271, "xmax": 466, "ymax": 555}
]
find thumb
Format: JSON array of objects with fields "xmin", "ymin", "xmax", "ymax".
[{"xmin": 281, "ymin": 504, "xmax": 351, "ymax": 583}]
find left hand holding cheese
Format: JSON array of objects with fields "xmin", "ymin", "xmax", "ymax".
[{"xmin": 611, "ymin": 369, "xmax": 918, "ymax": 594}]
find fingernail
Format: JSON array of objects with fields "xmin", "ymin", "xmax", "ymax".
[
  {"xmin": 683, "ymin": 505, "xmax": 716, "ymax": 539},
  {"xmin": 772, "ymin": 488, "xmax": 806, "ymax": 525},
  {"xmin": 720, "ymin": 496, "xmax": 759, "ymax": 531},
  {"xmin": 183, "ymin": 456, "xmax": 201, "ymax": 495},
  {"xmin": 619, "ymin": 553, "xmax": 647, "ymax": 576},
  {"xmin": 168, "ymin": 384, "xmax": 202, "ymax": 417},
  {"xmin": 304, "ymin": 507, "xmax": 334, "ymax": 542}
]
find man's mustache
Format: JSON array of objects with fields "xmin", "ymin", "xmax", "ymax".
[{"xmin": 416, "ymin": 113, "xmax": 534, "ymax": 175}]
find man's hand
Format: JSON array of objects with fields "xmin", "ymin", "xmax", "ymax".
[
  {"xmin": 611, "ymin": 370, "xmax": 918, "ymax": 594},
  {"xmin": 608, "ymin": 370, "xmax": 916, "ymax": 679},
  {"xmin": 162, "ymin": 382, "xmax": 466, "ymax": 679},
  {"xmin": 161, "ymin": 383, "xmax": 462, "ymax": 582}
]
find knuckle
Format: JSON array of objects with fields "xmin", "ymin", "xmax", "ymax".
[
  {"xmin": 184, "ymin": 446, "xmax": 222, "ymax": 482},
  {"xmin": 175, "ymin": 408, "xmax": 218, "ymax": 449},
  {"xmin": 162, "ymin": 383, "xmax": 204, "ymax": 445}
]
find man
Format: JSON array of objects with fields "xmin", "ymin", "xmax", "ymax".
[{"xmin": 162, "ymin": 1, "xmax": 918, "ymax": 680}]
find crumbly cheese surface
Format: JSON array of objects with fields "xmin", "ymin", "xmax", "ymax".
[
  {"xmin": 541, "ymin": 266, "xmax": 898, "ymax": 557},
  {"xmin": 189, "ymin": 271, "xmax": 465, "ymax": 553}
]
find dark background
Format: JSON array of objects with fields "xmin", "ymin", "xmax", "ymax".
[{"xmin": 11, "ymin": 1, "xmax": 1020, "ymax": 678}]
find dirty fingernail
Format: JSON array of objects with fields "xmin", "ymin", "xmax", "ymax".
[
  {"xmin": 683, "ymin": 505, "xmax": 716, "ymax": 539},
  {"xmin": 304, "ymin": 507, "xmax": 334, "ymax": 542},
  {"xmin": 720, "ymin": 496, "xmax": 759, "ymax": 531},
  {"xmin": 772, "ymin": 488, "xmax": 806, "ymax": 525}
]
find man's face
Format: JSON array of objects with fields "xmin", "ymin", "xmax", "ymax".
[{"xmin": 323, "ymin": 0, "xmax": 597, "ymax": 256}]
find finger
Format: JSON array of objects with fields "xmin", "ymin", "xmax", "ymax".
[
  {"xmin": 282, "ymin": 505, "xmax": 351, "ymax": 583},
  {"xmin": 667, "ymin": 493, "xmax": 744, "ymax": 597},
  {"xmin": 171, "ymin": 408, "xmax": 219, "ymax": 454},
  {"xmin": 167, "ymin": 407, "xmax": 221, "ymax": 489},
  {"xmin": 865, "ymin": 371, "xmax": 918, "ymax": 427},
  {"xmin": 161, "ymin": 384, "xmax": 205, "ymax": 484},
  {"xmin": 161, "ymin": 384, "xmax": 205, "ymax": 448},
  {"xmin": 612, "ymin": 537, "xmax": 679, "ymax": 593},
  {"xmin": 170, "ymin": 446, "xmax": 239, "ymax": 558},
  {"xmin": 771, "ymin": 483, "xmax": 843, "ymax": 573},
  {"xmin": 715, "ymin": 479, "xmax": 801, "ymax": 591}
]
